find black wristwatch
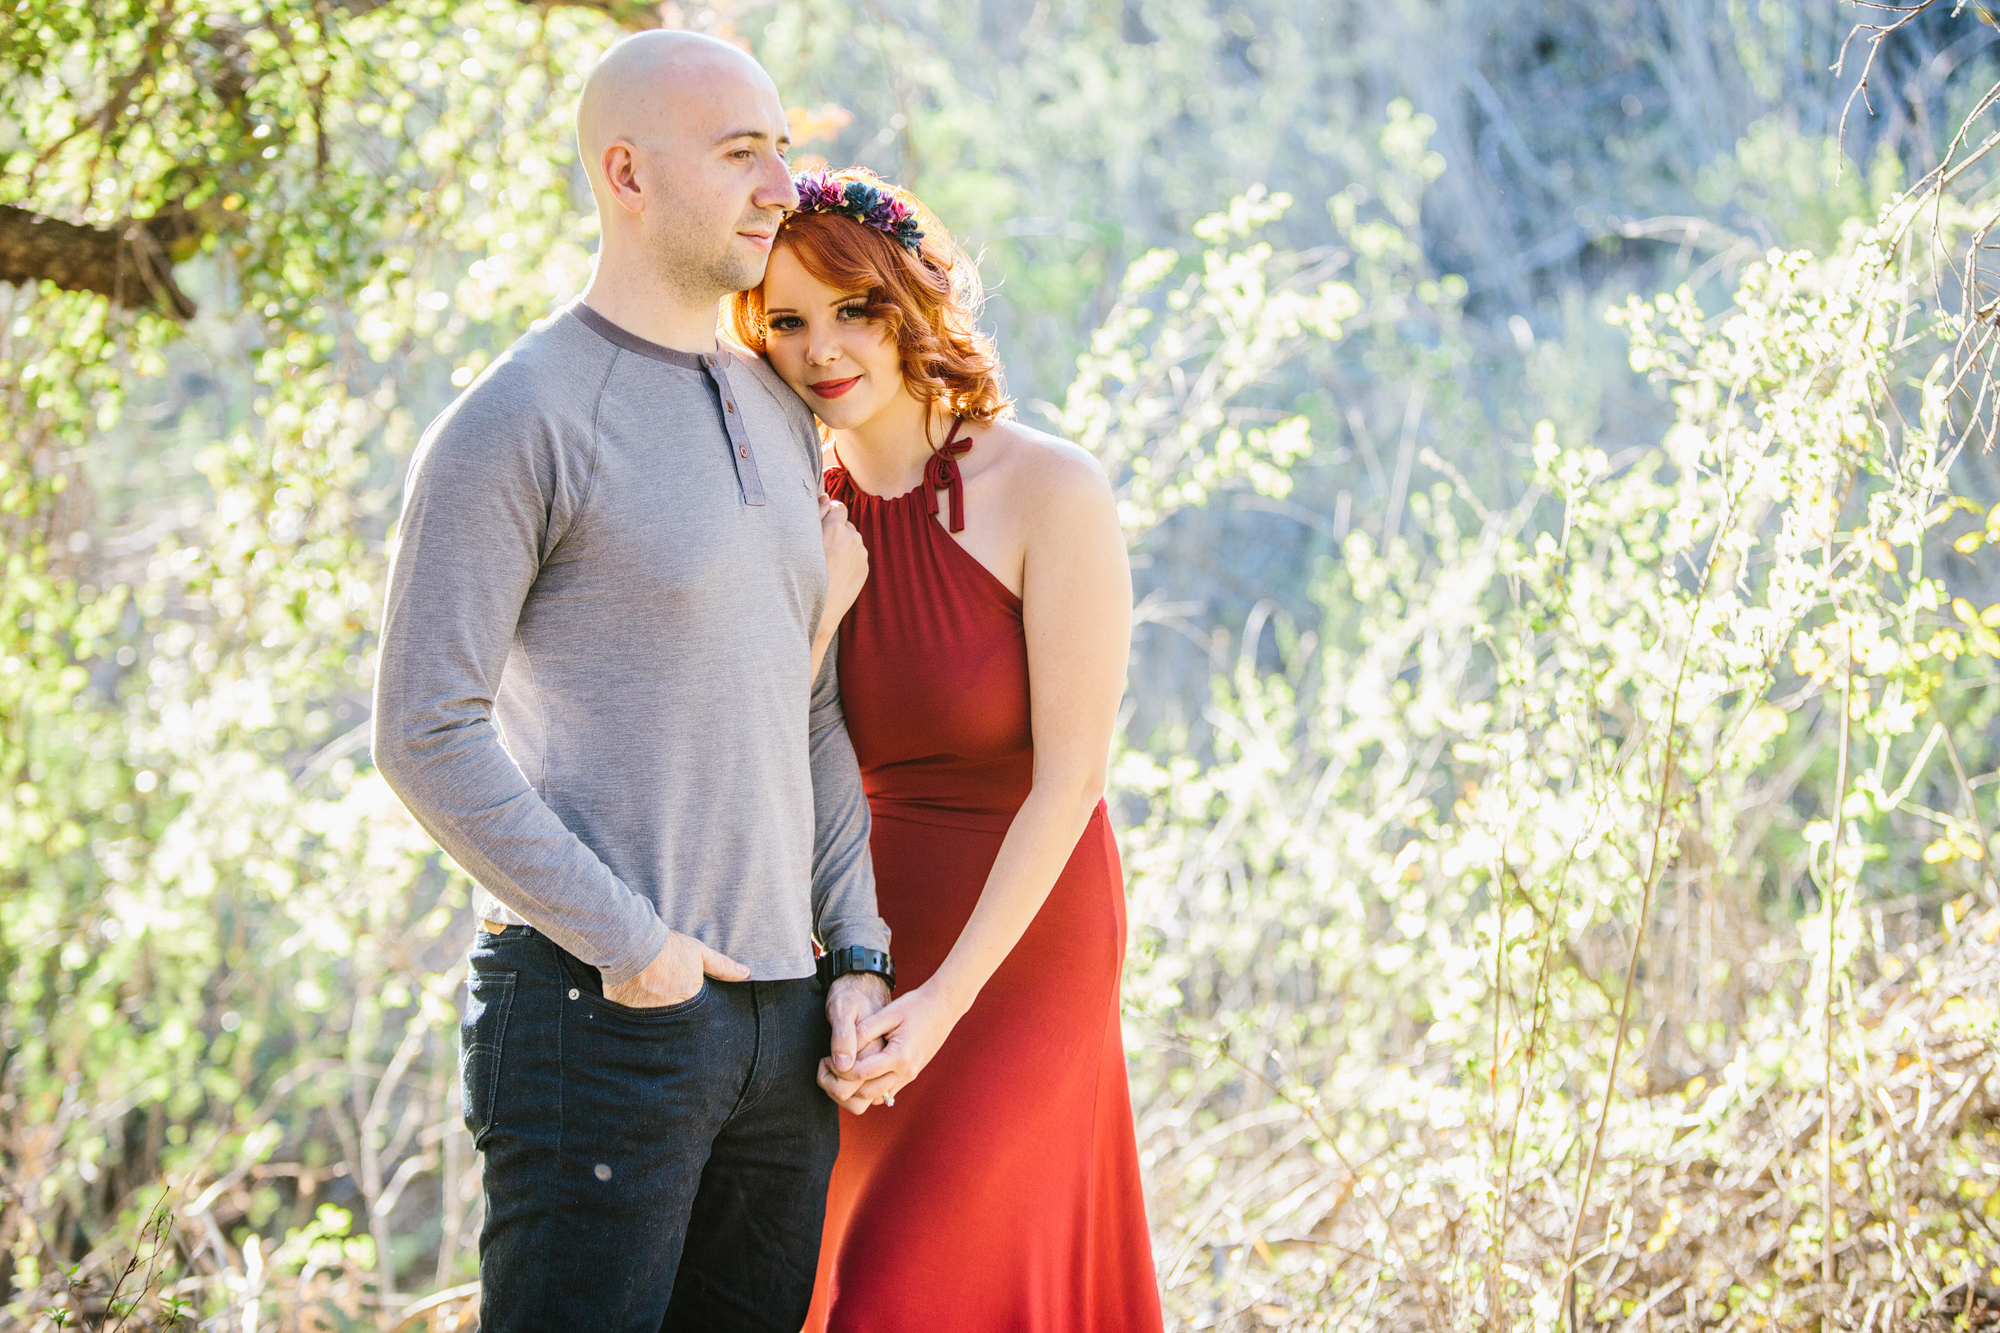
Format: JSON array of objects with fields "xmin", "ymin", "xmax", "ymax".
[{"xmin": 817, "ymin": 945, "xmax": 895, "ymax": 990}]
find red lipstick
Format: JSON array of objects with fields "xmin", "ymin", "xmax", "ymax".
[{"xmin": 809, "ymin": 376, "xmax": 861, "ymax": 400}]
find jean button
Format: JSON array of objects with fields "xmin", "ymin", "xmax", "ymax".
[{"xmin": 568, "ymin": 988, "xmax": 580, "ymax": 1000}]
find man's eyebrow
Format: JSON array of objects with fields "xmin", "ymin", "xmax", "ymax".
[{"xmin": 715, "ymin": 128, "xmax": 791, "ymax": 150}]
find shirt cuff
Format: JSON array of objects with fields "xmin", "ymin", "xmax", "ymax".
[
  {"xmin": 820, "ymin": 916, "xmax": 892, "ymax": 957},
  {"xmin": 597, "ymin": 913, "xmax": 675, "ymax": 989}
]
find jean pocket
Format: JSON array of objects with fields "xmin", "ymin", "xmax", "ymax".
[
  {"xmin": 459, "ymin": 970, "xmax": 518, "ymax": 1147},
  {"xmin": 554, "ymin": 948, "xmax": 711, "ymax": 1022},
  {"xmin": 591, "ymin": 981, "xmax": 710, "ymax": 1022}
]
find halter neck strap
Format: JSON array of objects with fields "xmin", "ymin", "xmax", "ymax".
[
  {"xmin": 925, "ymin": 416, "xmax": 973, "ymax": 533},
  {"xmin": 823, "ymin": 417, "xmax": 974, "ymax": 531}
]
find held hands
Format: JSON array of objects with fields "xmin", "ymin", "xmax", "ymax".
[
  {"xmin": 820, "ymin": 495, "xmax": 868, "ymax": 629},
  {"xmin": 817, "ymin": 982, "xmax": 962, "ymax": 1114},
  {"xmin": 604, "ymin": 930, "xmax": 748, "ymax": 1009},
  {"xmin": 819, "ymin": 972, "xmax": 892, "ymax": 1110}
]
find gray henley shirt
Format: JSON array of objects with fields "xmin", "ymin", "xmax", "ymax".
[{"xmin": 373, "ymin": 301, "xmax": 888, "ymax": 986}]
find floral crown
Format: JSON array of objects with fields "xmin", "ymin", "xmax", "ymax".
[{"xmin": 789, "ymin": 169, "xmax": 926, "ymax": 257}]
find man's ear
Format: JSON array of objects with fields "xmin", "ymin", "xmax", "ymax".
[{"xmin": 601, "ymin": 142, "xmax": 646, "ymax": 216}]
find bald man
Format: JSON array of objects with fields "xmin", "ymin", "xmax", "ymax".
[{"xmin": 374, "ymin": 30, "xmax": 895, "ymax": 1331}]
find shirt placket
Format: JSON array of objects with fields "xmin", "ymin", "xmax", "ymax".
[{"xmin": 701, "ymin": 352, "xmax": 767, "ymax": 507}]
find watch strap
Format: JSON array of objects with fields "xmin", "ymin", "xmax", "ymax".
[{"xmin": 817, "ymin": 944, "xmax": 895, "ymax": 990}]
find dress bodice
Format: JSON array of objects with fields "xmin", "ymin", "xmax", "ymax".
[{"xmin": 823, "ymin": 427, "xmax": 1032, "ymax": 832}]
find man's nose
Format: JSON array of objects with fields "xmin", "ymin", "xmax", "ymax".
[{"xmin": 758, "ymin": 152, "xmax": 799, "ymax": 212}]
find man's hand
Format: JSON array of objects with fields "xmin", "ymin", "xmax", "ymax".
[
  {"xmin": 817, "ymin": 971, "xmax": 891, "ymax": 1113},
  {"xmin": 819, "ymin": 982, "xmax": 960, "ymax": 1114},
  {"xmin": 604, "ymin": 931, "xmax": 748, "ymax": 1009}
]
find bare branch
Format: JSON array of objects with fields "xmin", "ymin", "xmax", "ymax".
[{"xmin": 0, "ymin": 204, "xmax": 200, "ymax": 318}]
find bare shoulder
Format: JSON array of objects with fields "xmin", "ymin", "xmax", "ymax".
[
  {"xmin": 974, "ymin": 420, "xmax": 1127, "ymax": 610},
  {"xmin": 970, "ymin": 418, "xmax": 1112, "ymax": 512}
]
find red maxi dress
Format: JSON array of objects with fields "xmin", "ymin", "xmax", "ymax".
[{"xmin": 807, "ymin": 429, "xmax": 1164, "ymax": 1332}]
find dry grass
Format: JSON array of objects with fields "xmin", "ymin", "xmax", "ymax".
[{"xmin": 1131, "ymin": 893, "xmax": 2000, "ymax": 1332}]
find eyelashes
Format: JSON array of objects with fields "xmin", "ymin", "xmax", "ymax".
[{"xmin": 767, "ymin": 305, "xmax": 873, "ymax": 334}]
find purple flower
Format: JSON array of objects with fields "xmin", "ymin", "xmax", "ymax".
[{"xmin": 788, "ymin": 169, "xmax": 928, "ymax": 258}]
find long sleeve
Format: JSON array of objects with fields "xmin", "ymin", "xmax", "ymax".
[
  {"xmin": 807, "ymin": 636, "xmax": 890, "ymax": 955},
  {"xmin": 370, "ymin": 392, "xmax": 672, "ymax": 987}
]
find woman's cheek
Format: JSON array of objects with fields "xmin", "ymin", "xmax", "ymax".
[{"xmin": 769, "ymin": 341, "xmax": 807, "ymax": 393}]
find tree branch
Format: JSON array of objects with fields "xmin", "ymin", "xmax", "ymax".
[
  {"xmin": 0, "ymin": 204, "xmax": 200, "ymax": 319},
  {"xmin": 517, "ymin": 0, "xmax": 666, "ymax": 31},
  {"xmin": 2, "ymin": 0, "xmax": 646, "ymax": 324}
]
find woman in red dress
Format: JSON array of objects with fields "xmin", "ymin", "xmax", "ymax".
[{"xmin": 725, "ymin": 168, "xmax": 1163, "ymax": 1331}]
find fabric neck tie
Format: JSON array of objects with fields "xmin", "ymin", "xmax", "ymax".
[{"xmin": 924, "ymin": 419, "xmax": 973, "ymax": 533}]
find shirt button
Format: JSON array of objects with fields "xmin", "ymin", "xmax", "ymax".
[
  {"xmin": 726, "ymin": 401, "xmax": 736, "ymax": 412},
  {"xmin": 738, "ymin": 445, "xmax": 750, "ymax": 458}
]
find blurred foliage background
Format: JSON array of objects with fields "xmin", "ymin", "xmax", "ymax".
[{"xmin": 4, "ymin": 0, "xmax": 2000, "ymax": 1328}]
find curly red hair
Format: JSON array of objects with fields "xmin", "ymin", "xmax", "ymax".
[{"xmin": 725, "ymin": 168, "xmax": 1011, "ymax": 432}]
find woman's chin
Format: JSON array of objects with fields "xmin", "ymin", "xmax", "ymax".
[{"xmin": 809, "ymin": 401, "xmax": 874, "ymax": 433}]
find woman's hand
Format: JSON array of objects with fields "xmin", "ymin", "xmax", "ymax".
[
  {"xmin": 819, "ymin": 983, "xmax": 964, "ymax": 1113},
  {"xmin": 822, "ymin": 495, "xmax": 868, "ymax": 627},
  {"xmin": 811, "ymin": 496, "xmax": 868, "ymax": 679}
]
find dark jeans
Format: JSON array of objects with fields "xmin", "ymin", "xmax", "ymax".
[{"xmin": 460, "ymin": 925, "xmax": 838, "ymax": 1332}]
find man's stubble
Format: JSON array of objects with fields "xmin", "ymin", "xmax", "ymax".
[{"xmin": 644, "ymin": 199, "xmax": 782, "ymax": 304}]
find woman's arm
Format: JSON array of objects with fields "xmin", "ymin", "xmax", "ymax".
[
  {"xmin": 821, "ymin": 441, "xmax": 1131, "ymax": 1112},
  {"xmin": 812, "ymin": 495, "xmax": 869, "ymax": 679}
]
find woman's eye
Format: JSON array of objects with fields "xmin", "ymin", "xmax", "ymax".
[
  {"xmin": 837, "ymin": 304, "xmax": 869, "ymax": 320},
  {"xmin": 769, "ymin": 316, "xmax": 802, "ymax": 332}
]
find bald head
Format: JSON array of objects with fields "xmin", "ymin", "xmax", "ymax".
[
  {"xmin": 573, "ymin": 28, "xmax": 798, "ymax": 344},
  {"xmin": 578, "ymin": 31, "xmax": 778, "ymax": 203}
]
